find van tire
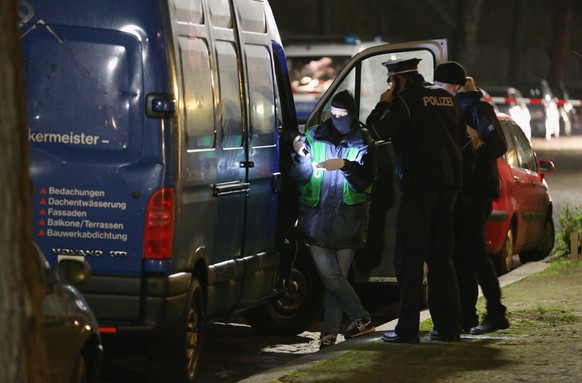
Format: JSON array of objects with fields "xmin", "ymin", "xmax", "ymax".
[
  {"xmin": 243, "ymin": 254, "xmax": 322, "ymax": 335},
  {"xmin": 146, "ymin": 278, "xmax": 205, "ymax": 383}
]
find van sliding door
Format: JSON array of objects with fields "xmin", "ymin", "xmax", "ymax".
[{"xmin": 232, "ymin": 0, "xmax": 282, "ymax": 302}]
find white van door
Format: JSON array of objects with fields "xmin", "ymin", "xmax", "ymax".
[
  {"xmin": 306, "ymin": 39, "xmax": 448, "ymax": 128},
  {"xmin": 306, "ymin": 39, "xmax": 448, "ymax": 284}
]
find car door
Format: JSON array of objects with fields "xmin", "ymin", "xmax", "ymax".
[
  {"xmin": 502, "ymin": 120, "xmax": 541, "ymax": 248},
  {"xmin": 305, "ymin": 40, "xmax": 447, "ymax": 284},
  {"xmin": 508, "ymin": 122, "xmax": 548, "ymax": 243}
]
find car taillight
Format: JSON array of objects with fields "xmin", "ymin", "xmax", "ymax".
[{"xmin": 143, "ymin": 187, "xmax": 175, "ymax": 259}]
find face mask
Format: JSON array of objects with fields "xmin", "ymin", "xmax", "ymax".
[{"xmin": 332, "ymin": 115, "xmax": 354, "ymax": 135}]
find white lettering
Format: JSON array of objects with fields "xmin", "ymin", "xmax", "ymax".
[{"xmin": 28, "ymin": 130, "xmax": 100, "ymax": 146}]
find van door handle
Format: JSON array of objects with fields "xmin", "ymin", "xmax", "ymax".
[
  {"xmin": 513, "ymin": 176, "xmax": 521, "ymax": 183},
  {"xmin": 212, "ymin": 181, "xmax": 250, "ymax": 197}
]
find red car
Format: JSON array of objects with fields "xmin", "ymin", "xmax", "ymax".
[{"xmin": 485, "ymin": 113, "xmax": 555, "ymax": 275}]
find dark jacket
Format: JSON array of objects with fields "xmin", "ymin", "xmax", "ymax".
[
  {"xmin": 456, "ymin": 90, "xmax": 507, "ymax": 197},
  {"xmin": 366, "ymin": 75, "xmax": 466, "ymax": 192},
  {"xmin": 289, "ymin": 119, "xmax": 374, "ymax": 249}
]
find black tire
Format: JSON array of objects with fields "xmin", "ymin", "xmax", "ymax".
[
  {"xmin": 494, "ymin": 227, "xmax": 514, "ymax": 276},
  {"xmin": 69, "ymin": 355, "xmax": 87, "ymax": 383},
  {"xmin": 146, "ymin": 278, "xmax": 205, "ymax": 383},
  {"xmin": 243, "ymin": 254, "xmax": 323, "ymax": 335},
  {"xmin": 519, "ymin": 214, "xmax": 555, "ymax": 263}
]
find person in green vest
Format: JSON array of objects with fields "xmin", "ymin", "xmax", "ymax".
[{"xmin": 289, "ymin": 90, "xmax": 376, "ymax": 349}]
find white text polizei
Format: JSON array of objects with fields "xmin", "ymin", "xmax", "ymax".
[{"xmin": 422, "ymin": 96, "xmax": 454, "ymax": 107}]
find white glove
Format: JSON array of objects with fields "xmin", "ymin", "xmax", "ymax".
[
  {"xmin": 317, "ymin": 159, "xmax": 345, "ymax": 171},
  {"xmin": 293, "ymin": 135, "xmax": 310, "ymax": 157}
]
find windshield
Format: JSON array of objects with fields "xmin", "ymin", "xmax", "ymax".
[{"xmin": 287, "ymin": 55, "xmax": 350, "ymax": 122}]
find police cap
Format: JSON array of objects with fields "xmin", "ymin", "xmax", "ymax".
[{"xmin": 382, "ymin": 58, "xmax": 422, "ymax": 76}]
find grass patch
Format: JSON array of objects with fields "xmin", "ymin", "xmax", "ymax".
[{"xmin": 508, "ymin": 306, "xmax": 578, "ymax": 331}]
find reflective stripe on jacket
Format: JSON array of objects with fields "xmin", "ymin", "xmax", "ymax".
[{"xmin": 299, "ymin": 130, "xmax": 367, "ymax": 207}]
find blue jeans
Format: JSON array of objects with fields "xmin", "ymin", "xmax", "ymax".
[{"xmin": 310, "ymin": 245, "xmax": 370, "ymax": 335}]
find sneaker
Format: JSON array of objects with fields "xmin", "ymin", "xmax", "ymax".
[
  {"xmin": 344, "ymin": 319, "xmax": 375, "ymax": 339},
  {"xmin": 319, "ymin": 333, "xmax": 337, "ymax": 350},
  {"xmin": 470, "ymin": 315, "xmax": 510, "ymax": 335}
]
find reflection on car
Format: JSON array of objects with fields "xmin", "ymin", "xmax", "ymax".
[
  {"xmin": 485, "ymin": 113, "xmax": 555, "ymax": 275},
  {"xmin": 37, "ymin": 244, "xmax": 103, "ymax": 383}
]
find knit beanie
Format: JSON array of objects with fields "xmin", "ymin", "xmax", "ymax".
[
  {"xmin": 434, "ymin": 61, "xmax": 467, "ymax": 85},
  {"xmin": 331, "ymin": 90, "xmax": 357, "ymax": 116}
]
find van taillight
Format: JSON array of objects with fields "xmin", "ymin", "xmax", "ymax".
[{"xmin": 143, "ymin": 187, "xmax": 175, "ymax": 259}]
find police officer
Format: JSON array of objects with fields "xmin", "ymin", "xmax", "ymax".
[
  {"xmin": 366, "ymin": 58, "xmax": 465, "ymax": 343},
  {"xmin": 434, "ymin": 61, "xmax": 509, "ymax": 335}
]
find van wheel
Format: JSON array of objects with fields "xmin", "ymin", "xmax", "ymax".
[
  {"xmin": 244, "ymin": 255, "xmax": 322, "ymax": 335},
  {"xmin": 519, "ymin": 214, "xmax": 555, "ymax": 263},
  {"xmin": 147, "ymin": 278, "xmax": 205, "ymax": 383},
  {"xmin": 495, "ymin": 227, "xmax": 513, "ymax": 276}
]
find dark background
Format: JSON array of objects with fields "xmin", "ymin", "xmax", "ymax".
[{"xmin": 270, "ymin": 0, "xmax": 582, "ymax": 94}]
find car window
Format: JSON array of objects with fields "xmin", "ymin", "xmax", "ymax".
[
  {"xmin": 501, "ymin": 121, "xmax": 519, "ymax": 168},
  {"xmin": 318, "ymin": 49, "xmax": 437, "ymax": 124},
  {"xmin": 509, "ymin": 121, "xmax": 537, "ymax": 171},
  {"xmin": 288, "ymin": 55, "xmax": 349, "ymax": 95}
]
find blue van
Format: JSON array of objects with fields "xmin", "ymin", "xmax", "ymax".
[{"xmin": 21, "ymin": 0, "xmax": 303, "ymax": 381}]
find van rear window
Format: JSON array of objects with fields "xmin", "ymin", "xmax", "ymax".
[{"xmin": 23, "ymin": 25, "xmax": 143, "ymax": 163}]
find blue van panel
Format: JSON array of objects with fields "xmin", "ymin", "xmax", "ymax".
[
  {"xmin": 24, "ymin": 26, "xmax": 143, "ymax": 163},
  {"xmin": 22, "ymin": 0, "xmax": 168, "ymax": 277}
]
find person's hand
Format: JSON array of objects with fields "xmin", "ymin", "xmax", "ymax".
[
  {"xmin": 293, "ymin": 135, "xmax": 310, "ymax": 157},
  {"xmin": 463, "ymin": 76, "xmax": 477, "ymax": 92},
  {"xmin": 317, "ymin": 159, "xmax": 345, "ymax": 171},
  {"xmin": 466, "ymin": 126, "xmax": 483, "ymax": 149},
  {"xmin": 380, "ymin": 80, "xmax": 397, "ymax": 103}
]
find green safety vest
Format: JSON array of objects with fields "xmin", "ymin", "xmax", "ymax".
[{"xmin": 299, "ymin": 130, "xmax": 367, "ymax": 207}]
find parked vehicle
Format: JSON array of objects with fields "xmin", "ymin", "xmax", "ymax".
[
  {"xmin": 284, "ymin": 35, "xmax": 385, "ymax": 124},
  {"xmin": 486, "ymin": 113, "xmax": 555, "ymax": 275},
  {"xmin": 21, "ymin": 1, "xmax": 300, "ymax": 381},
  {"xmin": 37, "ymin": 244, "xmax": 103, "ymax": 383},
  {"xmin": 484, "ymin": 86, "xmax": 532, "ymax": 141}
]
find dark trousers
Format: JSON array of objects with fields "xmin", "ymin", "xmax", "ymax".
[
  {"xmin": 394, "ymin": 189, "xmax": 461, "ymax": 337},
  {"xmin": 453, "ymin": 191, "xmax": 506, "ymax": 329}
]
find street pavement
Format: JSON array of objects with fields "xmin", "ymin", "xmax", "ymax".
[{"xmin": 239, "ymin": 260, "xmax": 551, "ymax": 383}]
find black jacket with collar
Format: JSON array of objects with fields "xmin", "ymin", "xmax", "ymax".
[
  {"xmin": 366, "ymin": 76, "xmax": 466, "ymax": 192},
  {"xmin": 456, "ymin": 90, "xmax": 507, "ymax": 197}
]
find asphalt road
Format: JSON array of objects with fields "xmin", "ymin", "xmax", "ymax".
[
  {"xmin": 100, "ymin": 134, "xmax": 582, "ymax": 383},
  {"xmin": 99, "ymin": 285, "xmax": 400, "ymax": 383}
]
